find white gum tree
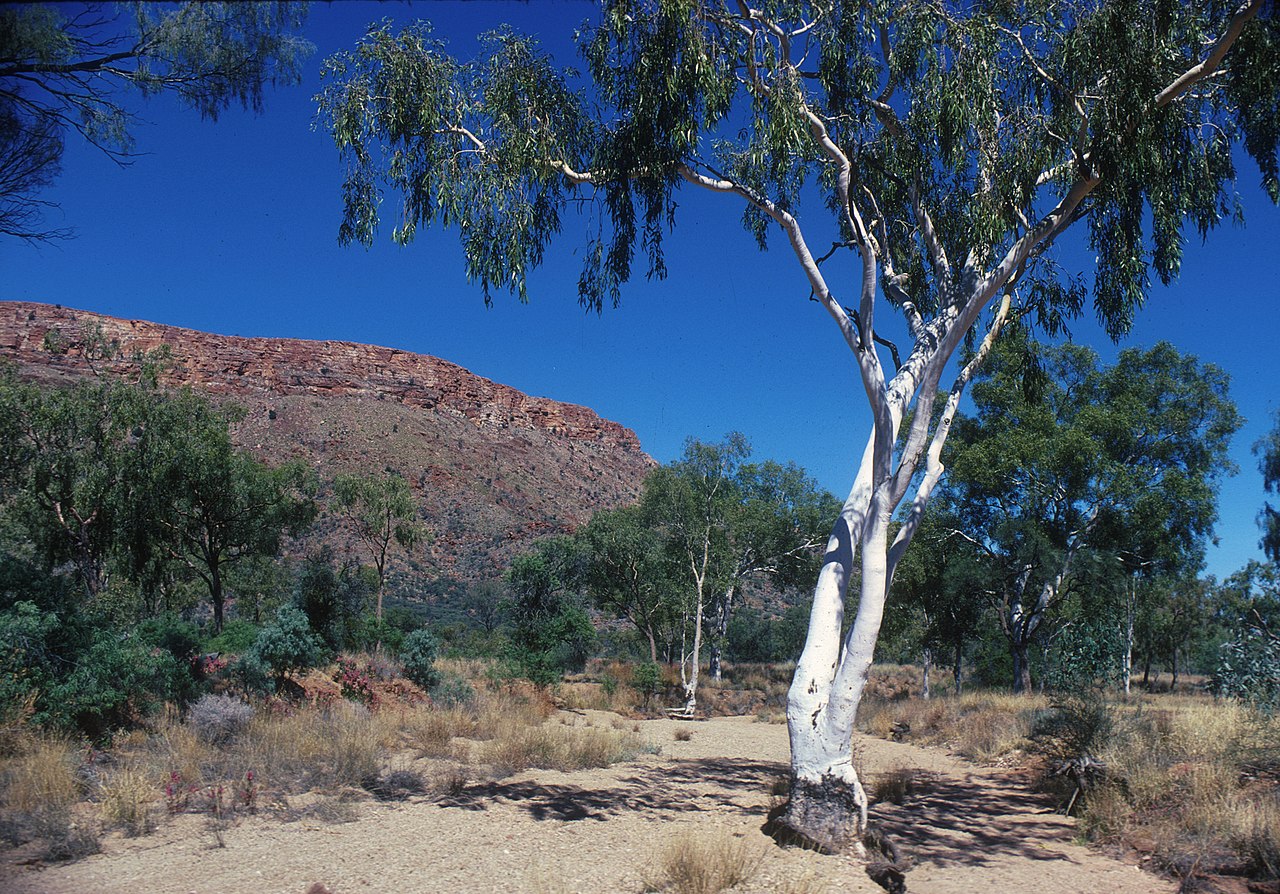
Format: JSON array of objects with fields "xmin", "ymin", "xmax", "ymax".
[{"xmin": 318, "ymin": 0, "xmax": 1279, "ymax": 853}]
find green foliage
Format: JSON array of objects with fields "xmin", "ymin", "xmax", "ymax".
[
  {"xmin": 1215, "ymin": 601, "xmax": 1280, "ymax": 712},
  {"xmin": 49, "ymin": 630, "xmax": 191, "ymax": 739},
  {"xmin": 0, "ymin": 601, "xmax": 59, "ymax": 718},
  {"xmin": 136, "ymin": 614, "xmax": 201, "ymax": 664},
  {"xmin": 939, "ymin": 335, "xmax": 1241, "ymax": 690},
  {"xmin": 1044, "ymin": 619, "xmax": 1124, "ymax": 691},
  {"xmin": 202, "ymin": 619, "xmax": 260, "ymax": 655},
  {"xmin": 319, "ymin": 2, "xmax": 1278, "ymax": 331},
  {"xmin": 0, "ymin": 2, "xmax": 311, "ymax": 241},
  {"xmin": 632, "ymin": 661, "xmax": 662, "ymax": 700},
  {"xmin": 724, "ymin": 601, "xmax": 810, "ymax": 664},
  {"xmin": 1258, "ymin": 411, "xmax": 1280, "ymax": 564},
  {"xmin": 399, "ymin": 628, "xmax": 441, "ymax": 690},
  {"xmin": 331, "ymin": 469, "xmax": 426, "ymax": 622},
  {"xmin": 292, "ymin": 548, "xmax": 371, "ymax": 650},
  {"xmin": 245, "ymin": 605, "xmax": 325, "ymax": 686},
  {"xmin": 505, "ymin": 540, "xmax": 596, "ymax": 686},
  {"xmin": 141, "ymin": 392, "xmax": 317, "ymax": 632}
]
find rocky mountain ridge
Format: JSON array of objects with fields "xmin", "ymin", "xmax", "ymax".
[{"xmin": 0, "ymin": 300, "xmax": 655, "ymax": 579}]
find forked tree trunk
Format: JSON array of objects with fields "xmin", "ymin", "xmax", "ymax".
[
  {"xmin": 776, "ymin": 440, "xmax": 882, "ymax": 854},
  {"xmin": 1012, "ymin": 642, "xmax": 1033, "ymax": 695},
  {"xmin": 775, "ymin": 287, "xmax": 1014, "ymax": 853}
]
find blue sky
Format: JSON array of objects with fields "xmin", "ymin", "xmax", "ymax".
[{"xmin": 2, "ymin": 1, "xmax": 1277, "ymax": 581}]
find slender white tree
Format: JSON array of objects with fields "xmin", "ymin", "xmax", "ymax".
[{"xmin": 317, "ymin": 1, "xmax": 1279, "ymax": 852}]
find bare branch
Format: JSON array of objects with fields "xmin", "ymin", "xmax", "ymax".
[{"xmin": 1155, "ymin": 0, "xmax": 1263, "ymax": 108}]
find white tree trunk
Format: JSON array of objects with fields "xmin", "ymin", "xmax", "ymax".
[
  {"xmin": 1122, "ymin": 577, "xmax": 1136, "ymax": 696},
  {"xmin": 921, "ymin": 647, "xmax": 932, "ymax": 700}
]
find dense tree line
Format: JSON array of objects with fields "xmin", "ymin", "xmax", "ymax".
[{"xmin": 0, "ymin": 360, "xmax": 440, "ymax": 738}]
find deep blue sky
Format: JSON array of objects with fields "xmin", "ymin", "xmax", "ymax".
[{"xmin": 2, "ymin": 1, "xmax": 1277, "ymax": 580}]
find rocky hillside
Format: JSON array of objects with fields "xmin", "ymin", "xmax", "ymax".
[{"xmin": 0, "ymin": 301, "xmax": 655, "ymax": 581}]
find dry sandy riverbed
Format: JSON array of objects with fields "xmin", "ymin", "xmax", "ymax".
[{"xmin": 0, "ymin": 711, "xmax": 1172, "ymax": 894}]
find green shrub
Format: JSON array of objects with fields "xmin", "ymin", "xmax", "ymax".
[
  {"xmin": 429, "ymin": 673, "xmax": 475, "ymax": 707},
  {"xmin": 203, "ymin": 619, "xmax": 259, "ymax": 655},
  {"xmin": 232, "ymin": 649, "xmax": 274, "ymax": 695},
  {"xmin": 136, "ymin": 615, "xmax": 200, "ymax": 663},
  {"xmin": 400, "ymin": 628, "xmax": 441, "ymax": 689},
  {"xmin": 49, "ymin": 632, "xmax": 190, "ymax": 738},
  {"xmin": 247, "ymin": 605, "xmax": 325, "ymax": 686},
  {"xmin": 1215, "ymin": 627, "xmax": 1280, "ymax": 712},
  {"xmin": 510, "ymin": 605, "xmax": 596, "ymax": 687},
  {"xmin": 0, "ymin": 601, "xmax": 58, "ymax": 720},
  {"xmin": 633, "ymin": 662, "xmax": 662, "ymax": 701}
]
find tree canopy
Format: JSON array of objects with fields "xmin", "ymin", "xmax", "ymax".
[
  {"xmin": 937, "ymin": 336, "xmax": 1241, "ymax": 691},
  {"xmin": 0, "ymin": 1, "xmax": 311, "ymax": 241}
]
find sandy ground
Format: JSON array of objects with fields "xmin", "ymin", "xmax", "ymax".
[{"xmin": 0, "ymin": 711, "xmax": 1173, "ymax": 894}]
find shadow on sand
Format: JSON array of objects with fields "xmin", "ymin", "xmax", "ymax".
[
  {"xmin": 435, "ymin": 751, "xmax": 1076, "ymax": 872},
  {"xmin": 435, "ymin": 757, "xmax": 784, "ymax": 822},
  {"xmin": 872, "ymin": 770, "xmax": 1078, "ymax": 869}
]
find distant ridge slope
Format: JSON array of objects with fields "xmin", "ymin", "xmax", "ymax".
[{"xmin": 0, "ymin": 300, "xmax": 655, "ymax": 578}]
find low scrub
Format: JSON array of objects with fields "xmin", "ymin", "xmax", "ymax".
[
  {"xmin": 859, "ymin": 690, "xmax": 1040, "ymax": 763},
  {"xmin": 643, "ymin": 832, "xmax": 763, "ymax": 894},
  {"xmin": 484, "ymin": 723, "xmax": 647, "ymax": 776},
  {"xmin": 0, "ymin": 654, "xmax": 670, "ymax": 865}
]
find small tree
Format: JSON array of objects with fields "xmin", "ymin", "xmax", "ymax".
[
  {"xmin": 332, "ymin": 469, "xmax": 425, "ymax": 625},
  {"xmin": 399, "ymin": 628, "xmax": 441, "ymax": 690},
  {"xmin": 581, "ymin": 503, "xmax": 681, "ymax": 665},
  {"xmin": 246, "ymin": 605, "xmax": 325, "ymax": 690},
  {"xmin": 504, "ymin": 539, "xmax": 596, "ymax": 686},
  {"xmin": 141, "ymin": 394, "xmax": 317, "ymax": 632}
]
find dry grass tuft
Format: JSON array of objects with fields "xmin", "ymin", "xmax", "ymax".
[
  {"xmin": 674, "ymin": 728, "xmax": 693, "ymax": 742},
  {"xmin": 1226, "ymin": 793, "xmax": 1280, "ymax": 877},
  {"xmin": 484, "ymin": 723, "xmax": 647, "ymax": 776},
  {"xmin": 404, "ymin": 705, "xmax": 477, "ymax": 757},
  {"xmin": 98, "ymin": 766, "xmax": 156, "ymax": 836},
  {"xmin": 644, "ymin": 832, "xmax": 764, "ymax": 894},
  {"xmin": 432, "ymin": 764, "xmax": 469, "ymax": 797},
  {"xmin": 0, "ymin": 735, "xmax": 80, "ymax": 814},
  {"xmin": 872, "ymin": 767, "xmax": 917, "ymax": 806}
]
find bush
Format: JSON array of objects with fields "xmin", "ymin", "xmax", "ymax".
[
  {"xmin": 202, "ymin": 619, "xmax": 260, "ymax": 655},
  {"xmin": 247, "ymin": 605, "xmax": 326, "ymax": 685},
  {"xmin": 49, "ymin": 632, "xmax": 192, "ymax": 738},
  {"xmin": 633, "ymin": 662, "xmax": 662, "ymax": 701},
  {"xmin": 136, "ymin": 615, "xmax": 200, "ymax": 663},
  {"xmin": 400, "ymin": 628, "xmax": 441, "ymax": 689},
  {"xmin": 1032, "ymin": 693, "xmax": 1117, "ymax": 761},
  {"xmin": 231, "ymin": 650, "xmax": 274, "ymax": 695},
  {"xmin": 429, "ymin": 673, "xmax": 475, "ymax": 708},
  {"xmin": 187, "ymin": 694, "xmax": 254, "ymax": 746},
  {"xmin": 1215, "ymin": 627, "xmax": 1280, "ymax": 712}
]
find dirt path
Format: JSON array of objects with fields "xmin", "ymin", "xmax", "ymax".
[{"xmin": 1, "ymin": 712, "xmax": 1172, "ymax": 894}]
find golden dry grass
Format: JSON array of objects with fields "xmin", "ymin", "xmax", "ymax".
[
  {"xmin": 643, "ymin": 832, "xmax": 764, "ymax": 894},
  {"xmin": 860, "ymin": 689, "xmax": 1041, "ymax": 763},
  {"xmin": 483, "ymin": 723, "xmax": 648, "ymax": 776},
  {"xmin": 0, "ymin": 735, "xmax": 80, "ymax": 814},
  {"xmin": 98, "ymin": 765, "xmax": 156, "ymax": 836}
]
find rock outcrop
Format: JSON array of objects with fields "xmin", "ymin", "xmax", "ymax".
[{"xmin": 0, "ymin": 300, "xmax": 655, "ymax": 579}]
